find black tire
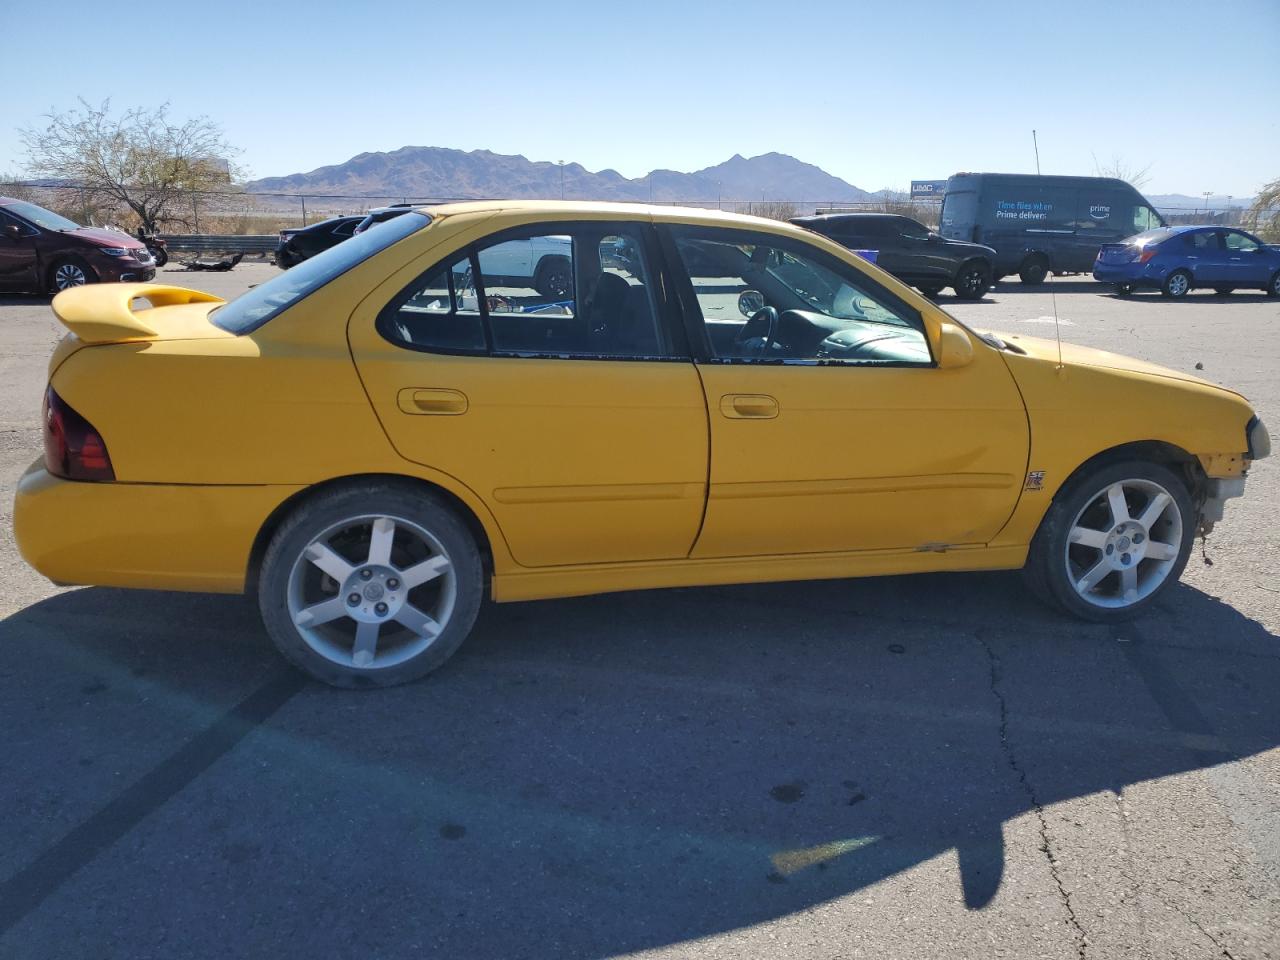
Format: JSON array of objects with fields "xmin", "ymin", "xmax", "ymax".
[
  {"xmin": 1018, "ymin": 256, "xmax": 1048, "ymax": 285},
  {"xmin": 1022, "ymin": 459, "xmax": 1195, "ymax": 623},
  {"xmin": 1115, "ymin": 284, "xmax": 1132, "ymax": 297},
  {"xmin": 1267, "ymin": 271, "xmax": 1280, "ymax": 298},
  {"xmin": 151, "ymin": 247, "xmax": 169, "ymax": 267},
  {"xmin": 916, "ymin": 284, "xmax": 944, "ymax": 298},
  {"xmin": 1213, "ymin": 288, "xmax": 1234, "ymax": 296},
  {"xmin": 1162, "ymin": 269, "xmax": 1192, "ymax": 299},
  {"xmin": 258, "ymin": 482, "xmax": 484, "ymax": 688},
  {"xmin": 534, "ymin": 256, "xmax": 572, "ymax": 298},
  {"xmin": 47, "ymin": 257, "xmax": 95, "ymax": 293},
  {"xmin": 952, "ymin": 261, "xmax": 991, "ymax": 300}
]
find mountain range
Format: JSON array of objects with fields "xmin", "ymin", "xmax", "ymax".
[{"xmin": 246, "ymin": 147, "xmax": 879, "ymax": 204}]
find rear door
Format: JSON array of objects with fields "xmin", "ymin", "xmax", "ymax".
[
  {"xmin": 1187, "ymin": 230, "xmax": 1228, "ymax": 284},
  {"xmin": 349, "ymin": 218, "xmax": 709, "ymax": 568}
]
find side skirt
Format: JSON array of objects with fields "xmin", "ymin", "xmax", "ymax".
[{"xmin": 491, "ymin": 543, "xmax": 1029, "ymax": 603}]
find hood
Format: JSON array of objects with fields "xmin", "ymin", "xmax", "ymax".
[
  {"xmin": 991, "ymin": 332, "xmax": 1243, "ymax": 396},
  {"xmin": 939, "ymin": 236, "xmax": 996, "ymax": 256},
  {"xmin": 51, "ymin": 283, "xmax": 230, "ymax": 344},
  {"xmin": 71, "ymin": 226, "xmax": 147, "ymax": 250}
]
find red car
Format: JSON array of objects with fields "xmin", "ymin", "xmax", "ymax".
[{"xmin": 0, "ymin": 197, "xmax": 155, "ymax": 293}]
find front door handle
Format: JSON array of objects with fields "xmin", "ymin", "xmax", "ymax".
[
  {"xmin": 720, "ymin": 394, "xmax": 779, "ymax": 419},
  {"xmin": 397, "ymin": 387, "xmax": 468, "ymax": 415}
]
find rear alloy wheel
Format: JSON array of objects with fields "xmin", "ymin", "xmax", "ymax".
[
  {"xmin": 952, "ymin": 262, "xmax": 991, "ymax": 300},
  {"xmin": 1023, "ymin": 459, "xmax": 1193, "ymax": 622},
  {"xmin": 534, "ymin": 258, "xmax": 573, "ymax": 298},
  {"xmin": 49, "ymin": 258, "xmax": 93, "ymax": 293},
  {"xmin": 1115, "ymin": 284, "xmax": 1133, "ymax": 296},
  {"xmin": 1162, "ymin": 270, "xmax": 1192, "ymax": 299},
  {"xmin": 259, "ymin": 485, "xmax": 483, "ymax": 687},
  {"xmin": 1213, "ymin": 288, "xmax": 1234, "ymax": 296},
  {"xmin": 1018, "ymin": 256, "xmax": 1048, "ymax": 285}
]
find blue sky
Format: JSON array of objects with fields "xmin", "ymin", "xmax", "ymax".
[{"xmin": 1, "ymin": 0, "xmax": 1276, "ymax": 197}]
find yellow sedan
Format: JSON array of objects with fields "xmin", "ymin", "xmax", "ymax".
[{"xmin": 13, "ymin": 202, "xmax": 1269, "ymax": 686}]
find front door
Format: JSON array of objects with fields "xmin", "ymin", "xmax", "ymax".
[
  {"xmin": 0, "ymin": 211, "xmax": 38, "ymax": 287},
  {"xmin": 664, "ymin": 224, "xmax": 1029, "ymax": 559},
  {"xmin": 350, "ymin": 220, "xmax": 708, "ymax": 568},
  {"xmin": 1221, "ymin": 230, "xmax": 1269, "ymax": 286}
]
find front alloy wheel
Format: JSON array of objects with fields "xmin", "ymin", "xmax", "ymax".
[
  {"xmin": 260, "ymin": 485, "xmax": 483, "ymax": 686},
  {"xmin": 1063, "ymin": 478, "xmax": 1183, "ymax": 609},
  {"xmin": 52, "ymin": 261, "xmax": 89, "ymax": 291},
  {"xmin": 953, "ymin": 263, "xmax": 990, "ymax": 300},
  {"xmin": 1023, "ymin": 460, "xmax": 1194, "ymax": 621}
]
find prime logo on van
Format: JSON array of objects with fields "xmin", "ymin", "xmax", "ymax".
[
  {"xmin": 1090, "ymin": 205, "xmax": 1111, "ymax": 220},
  {"xmin": 995, "ymin": 200, "xmax": 1051, "ymax": 221}
]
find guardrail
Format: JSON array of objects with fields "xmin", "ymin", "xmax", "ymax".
[{"xmin": 159, "ymin": 234, "xmax": 277, "ymax": 255}]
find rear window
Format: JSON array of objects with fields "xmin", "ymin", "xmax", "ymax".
[
  {"xmin": 211, "ymin": 212, "xmax": 429, "ymax": 334},
  {"xmin": 1131, "ymin": 228, "xmax": 1178, "ymax": 246}
]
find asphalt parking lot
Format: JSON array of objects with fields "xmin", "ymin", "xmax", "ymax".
[{"xmin": 0, "ymin": 263, "xmax": 1277, "ymax": 960}]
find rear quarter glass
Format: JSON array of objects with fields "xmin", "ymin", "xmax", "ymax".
[{"xmin": 212, "ymin": 212, "xmax": 430, "ymax": 334}]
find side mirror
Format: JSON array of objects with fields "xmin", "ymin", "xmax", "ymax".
[
  {"xmin": 2, "ymin": 224, "xmax": 21, "ymax": 240},
  {"xmin": 738, "ymin": 289, "xmax": 765, "ymax": 318},
  {"xmin": 937, "ymin": 322, "xmax": 974, "ymax": 369}
]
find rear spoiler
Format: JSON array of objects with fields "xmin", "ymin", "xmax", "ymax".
[{"xmin": 51, "ymin": 283, "xmax": 225, "ymax": 344}]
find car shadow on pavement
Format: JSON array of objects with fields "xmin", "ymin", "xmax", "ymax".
[{"xmin": 0, "ymin": 572, "xmax": 1277, "ymax": 957}]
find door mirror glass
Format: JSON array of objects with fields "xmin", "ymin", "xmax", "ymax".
[{"xmin": 737, "ymin": 289, "xmax": 765, "ymax": 317}]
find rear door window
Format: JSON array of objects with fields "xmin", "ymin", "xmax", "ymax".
[{"xmin": 379, "ymin": 222, "xmax": 673, "ymax": 360}]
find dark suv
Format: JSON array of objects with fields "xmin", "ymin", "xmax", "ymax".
[
  {"xmin": 352, "ymin": 203, "xmax": 419, "ymax": 235},
  {"xmin": 0, "ymin": 197, "xmax": 155, "ymax": 293},
  {"xmin": 791, "ymin": 213, "xmax": 996, "ymax": 299},
  {"xmin": 275, "ymin": 215, "xmax": 364, "ymax": 268}
]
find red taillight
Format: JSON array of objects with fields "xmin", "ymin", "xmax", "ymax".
[
  {"xmin": 1137, "ymin": 247, "xmax": 1159, "ymax": 264},
  {"xmin": 43, "ymin": 387, "xmax": 115, "ymax": 481}
]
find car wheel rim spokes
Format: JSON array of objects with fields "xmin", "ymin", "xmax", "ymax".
[
  {"xmin": 55, "ymin": 264, "xmax": 86, "ymax": 289},
  {"xmin": 1064, "ymin": 478, "xmax": 1183, "ymax": 609},
  {"xmin": 287, "ymin": 515, "xmax": 457, "ymax": 670},
  {"xmin": 1170, "ymin": 275, "xmax": 1187, "ymax": 296}
]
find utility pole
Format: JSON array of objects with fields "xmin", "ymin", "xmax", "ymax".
[
  {"xmin": 300, "ymin": 195, "xmax": 308, "ymax": 226},
  {"xmin": 1032, "ymin": 130, "xmax": 1041, "ymax": 175},
  {"xmin": 559, "ymin": 161, "xmax": 565, "ymax": 199}
]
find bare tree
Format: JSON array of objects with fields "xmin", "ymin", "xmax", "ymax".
[
  {"xmin": 737, "ymin": 200, "xmax": 798, "ymax": 221},
  {"xmin": 1092, "ymin": 153, "xmax": 1153, "ymax": 190},
  {"xmin": 1246, "ymin": 177, "xmax": 1280, "ymax": 241},
  {"xmin": 21, "ymin": 99, "xmax": 242, "ymax": 233}
]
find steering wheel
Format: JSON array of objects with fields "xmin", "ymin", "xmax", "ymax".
[{"xmin": 736, "ymin": 306, "xmax": 778, "ymax": 354}]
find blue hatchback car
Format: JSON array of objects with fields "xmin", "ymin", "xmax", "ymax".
[{"xmin": 1093, "ymin": 225, "xmax": 1280, "ymax": 298}]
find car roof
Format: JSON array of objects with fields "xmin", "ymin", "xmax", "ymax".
[{"xmin": 408, "ymin": 199, "xmax": 813, "ymax": 234}]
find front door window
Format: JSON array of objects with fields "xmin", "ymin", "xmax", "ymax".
[{"xmin": 670, "ymin": 227, "xmax": 930, "ymax": 364}]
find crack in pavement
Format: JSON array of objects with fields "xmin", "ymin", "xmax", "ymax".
[{"xmin": 975, "ymin": 629, "xmax": 1088, "ymax": 959}]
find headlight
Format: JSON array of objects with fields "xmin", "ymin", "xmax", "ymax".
[
  {"xmin": 1247, "ymin": 415, "xmax": 1271, "ymax": 460},
  {"xmin": 98, "ymin": 247, "xmax": 131, "ymax": 257}
]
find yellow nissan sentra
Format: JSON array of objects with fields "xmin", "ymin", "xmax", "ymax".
[{"xmin": 13, "ymin": 202, "xmax": 1270, "ymax": 686}]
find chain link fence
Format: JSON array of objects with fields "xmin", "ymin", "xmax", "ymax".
[{"xmin": 2, "ymin": 181, "xmax": 1274, "ymax": 239}]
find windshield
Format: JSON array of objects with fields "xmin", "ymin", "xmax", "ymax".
[
  {"xmin": 212, "ymin": 212, "xmax": 429, "ymax": 334},
  {"xmin": 3, "ymin": 200, "xmax": 80, "ymax": 231}
]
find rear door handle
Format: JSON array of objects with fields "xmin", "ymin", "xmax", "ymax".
[
  {"xmin": 720, "ymin": 394, "xmax": 779, "ymax": 419},
  {"xmin": 397, "ymin": 388, "xmax": 468, "ymax": 415}
]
